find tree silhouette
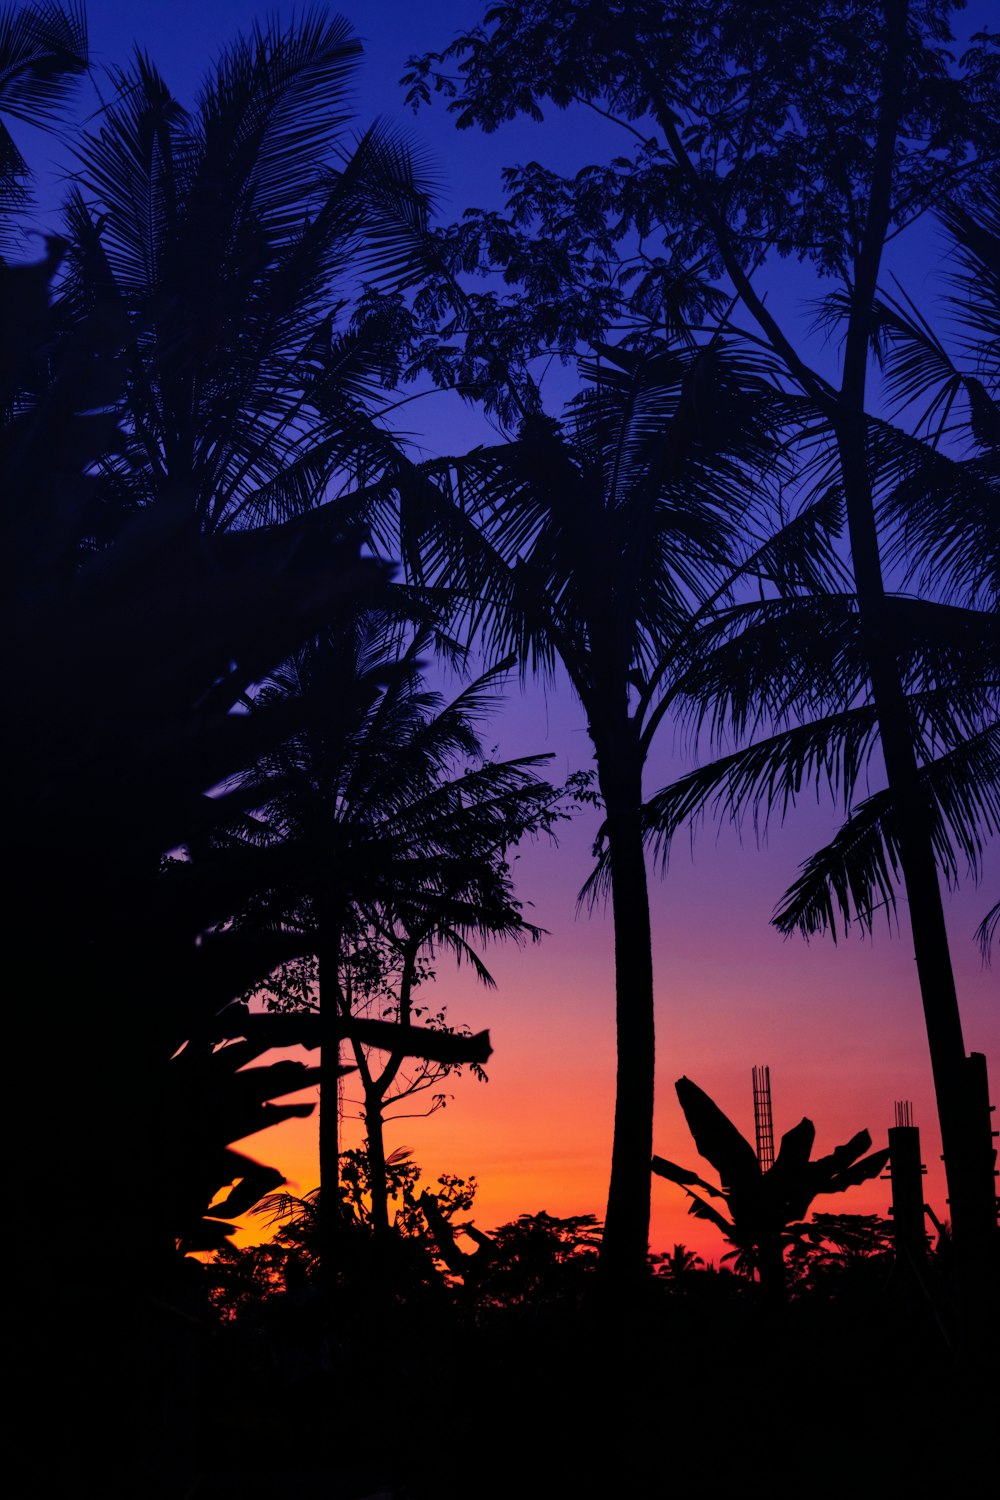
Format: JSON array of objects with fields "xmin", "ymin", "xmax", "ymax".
[
  {"xmin": 220, "ymin": 614, "xmax": 559, "ymax": 1276},
  {"xmin": 640, "ymin": 181, "xmax": 1000, "ymax": 1285},
  {"xmin": 651, "ymin": 1243, "xmax": 704, "ymax": 1279},
  {"xmin": 384, "ymin": 341, "xmax": 814, "ymax": 1286},
  {"xmin": 406, "ymin": 0, "xmax": 1000, "ymax": 1270},
  {"xmin": 62, "ymin": 11, "xmax": 434, "ymax": 534},
  {"xmin": 645, "ymin": 179, "xmax": 1000, "ymax": 952},
  {"xmin": 3, "ymin": 16, "xmax": 484, "ymax": 1488},
  {"xmin": 653, "ymin": 1077, "xmax": 890, "ymax": 1300},
  {"xmin": 5, "ymin": 231, "xmax": 387, "ymax": 1495}
]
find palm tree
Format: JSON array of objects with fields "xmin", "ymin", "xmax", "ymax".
[
  {"xmin": 60, "ymin": 11, "xmax": 433, "ymax": 537},
  {"xmin": 643, "ymin": 190, "xmax": 1000, "ymax": 1266},
  {"xmin": 644, "ymin": 581, "xmax": 996, "ymax": 932},
  {"xmin": 217, "ymin": 612, "xmax": 561, "ymax": 1269},
  {"xmin": 2, "ymin": 16, "xmax": 467, "ymax": 1484},
  {"xmin": 633, "ymin": 9, "xmax": 998, "ymax": 1275},
  {"xmin": 4, "ymin": 234, "xmax": 393, "ymax": 1493},
  {"xmin": 381, "ymin": 339, "xmax": 825, "ymax": 1285},
  {"xmin": 33, "ymin": 6, "xmax": 468, "ymax": 1272},
  {"xmin": 655, "ymin": 1243, "xmax": 704, "ymax": 1279},
  {"xmin": 402, "ymin": 0, "xmax": 999, "ymax": 1280}
]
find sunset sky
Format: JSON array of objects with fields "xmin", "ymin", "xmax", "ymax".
[{"xmin": 31, "ymin": 0, "xmax": 998, "ymax": 1265}]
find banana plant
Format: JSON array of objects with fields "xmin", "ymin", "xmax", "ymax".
[{"xmin": 652, "ymin": 1077, "xmax": 890, "ymax": 1299}]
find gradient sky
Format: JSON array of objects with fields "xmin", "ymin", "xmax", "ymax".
[{"xmin": 29, "ymin": 0, "xmax": 998, "ymax": 1264}]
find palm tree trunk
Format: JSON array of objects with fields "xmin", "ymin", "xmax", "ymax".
[
  {"xmin": 831, "ymin": 1, "xmax": 994, "ymax": 1267},
  {"xmin": 595, "ymin": 726, "xmax": 656, "ymax": 1286},
  {"xmin": 648, "ymin": 0, "xmax": 995, "ymax": 1277},
  {"xmin": 317, "ymin": 922, "xmax": 342, "ymax": 1322},
  {"xmin": 835, "ymin": 415, "xmax": 994, "ymax": 1264}
]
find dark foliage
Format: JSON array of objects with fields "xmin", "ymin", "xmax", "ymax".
[
  {"xmin": 0, "ymin": 0, "xmax": 87, "ymax": 253},
  {"xmin": 2, "ymin": 15, "xmax": 483, "ymax": 1489},
  {"xmin": 653, "ymin": 1076, "xmax": 890, "ymax": 1297}
]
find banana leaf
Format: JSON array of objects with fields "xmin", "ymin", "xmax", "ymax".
[
  {"xmin": 651, "ymin": 1154, "xmax": 728, "ymax": 1199},
  {"xmin": 675, "ymin": 1076, "xmax": 762, "ymax": 1192}
]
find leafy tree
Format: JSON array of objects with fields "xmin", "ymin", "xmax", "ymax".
[
  {"xmin": 784, "ymin": 1212, "xmax": 896, "ymax": 1295},
  {"xmin": 418, "ymin": 1193, "xmax": 604, "ymax": 1310},
  {"xmin": 650, "ymin": 1243, "xmax": 704, "ymax": 1279},
  {"xmin": 405, "ymin": 0, "xmax": 1000, "ymax": 1265},
  {"xmin": 206, "ymin": 1239, "xmax": 289, "ymax": 1323},
  {"xmin": 473, "ymin": 1211, "xmax": 604, "ymax": 1310},
  {"xmin": 336, "ymin": 945, "xmax": 487, "ymax": 1237},
  {"xmin": 242, "ymin": 1149, "xmax": 479, "ymax": 1316},
  {"xmin": 652, "ymin": 1077, "xmax": 890, "ymax": 1300}
]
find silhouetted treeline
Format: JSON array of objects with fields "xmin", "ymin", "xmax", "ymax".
[{"xmin": 3, "ymin": 3, "xmax": 998, "ymax": 1494}]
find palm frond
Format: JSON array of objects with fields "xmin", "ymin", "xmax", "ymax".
[
  {"xmin": 644, "ymin": 704, "xmax": 883, "ymax": 867},
  {"xmin": 0, "ymin": 1, "xmax": 86, "ymax": 123},
  {"xmin": 0, "ymin": 1, "xmax": 87, "ymax": 253},
  {"xmin": 192, "ymin": 11, "xmax": 361, "ymax": 250},
  {"xmin": 870, "ymin": 283, "xmax": 968, "ymax": 440},
  {"xmin": 938, "ymin": 174, "xmax": 1000, "ymax": 362},
  {"xmin": 331, "ymin": 118, "xmax": 439, "ymax": 291},
  {"xmin": 60, "ymin": 13, "xmax": 436, "ymax": 541},
  {"xmin": 775, "ymin": 724, "xmax": 1000, "ymax": 938},
  {"xmin": 70, "ymin": 50, "xmax": 187, "ymax": 300},
  {"xmin": 670, "ymin": 593, "xmax": 868, "ymax": 744},
  {"xmin": 390, "ymin": 333, "xmax": 792, "ymax": 709},
  {"xmin": 871, "ymin": 415, "xmax": 1000, "ymax": 610},
  {"xmin": 975, "ymin": 898, "xmax": 1000, "ymax": 963}
]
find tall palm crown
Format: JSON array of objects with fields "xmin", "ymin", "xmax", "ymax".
[
  {"xmin": 227, "ymin": 613, "xmax": 557, "ymax": 961},
  {"xmin": 394, "ymin": 342, "xmax": 800, "ymax": 712},
  {"xmin": 61, "ymin": 11, "xmax": 431, "ymax": 535}
]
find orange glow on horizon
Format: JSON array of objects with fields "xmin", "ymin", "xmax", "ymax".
[{"xmin": 224, "ymin": 799, "xmax": 998, "ymax": 1270}]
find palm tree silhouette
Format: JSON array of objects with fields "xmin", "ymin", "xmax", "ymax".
[
  {"xmin": 30, "ymin": 11, "xmax": 470, "ymax": 1271},
  {"xmin": 220, "ymin": 612, "xmax": 559, "ymax": 1268},
  {"xmin": 385, "ymin": 340, "xmax": 811, "ymax": 1284},
  {"xmin": 627, "ymin": 16, "xmax": 998, "ymax": 1271},
  {"xmin": 644, "ymin": 189, "xmax": 1000, "ymax": 1261},
  {"xmin": 61, "ymin": 11, "xmax": 434, "ymax": 535},
  {"xmin": 3, "ymin": 16, "xmax": 468, "ymax": 1484},
  {"xmin": 656, "ymin": 1243, "xmax": 704, "ymax": 1279}
]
